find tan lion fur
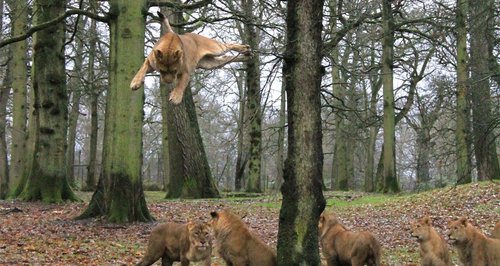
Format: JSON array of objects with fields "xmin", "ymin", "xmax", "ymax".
[
  {"xmin": 210, "ymin": 209, "xmax": 277, "ymax": 266},
  {"xmin": 136, "ymin": 221, "xmax": 212, "ymax": 266},
  {"xmin": 448, "ymin": 217, "xmax": 500, "ymax": 266},
  {"xmin": 319, "ymin": 212, "xmax": 381, "ymax": 266},
  {"xmin": 130, "ymin": 12, "xmax": 251, "ymax": 104},
  {"xmin": 410, "ymin": 216, "xmax": 451, "ymax": 266}
]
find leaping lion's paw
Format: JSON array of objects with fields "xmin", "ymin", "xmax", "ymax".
[
  {"xmin": 130, "ymin": 78, "xmax": 144, "ymax": 90},
  {"xmin": 169, "ymin": 90, "xmax": 184, "ymax": 104}
]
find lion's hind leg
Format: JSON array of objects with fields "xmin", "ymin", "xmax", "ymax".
[{"xmin": 197, "ymin": 54, "xmax": 250, "ymax": 70}]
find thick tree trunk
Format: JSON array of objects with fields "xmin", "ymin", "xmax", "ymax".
[
  {"xmin": 19, "ymin": 0, "xmax": 78, "ymax": 202},
  {"xmin": 277, "ymin": 0, "xmax": 326, "ymax": 265},
  {"xmin": 455, "ymin": 0, "xmax": 472, "ymax": 184},
  {"xmin": 243, "ymin": 0, "xmax": 263, "ymax": 193},
  {"xmin": 78, "ymin": 0, "xmax": 152, "ymax": 222},
  {"xmin": 380, "ymin": 0, "xmax": 399, "ymax": 193},
  {"xmin": 7, "ymin": 0, "xmax": 29, "ymax": 197},
  {"xmin": 165, "ymin": 87, "xmax": 220, "ymax": 198},
  {"xmin": 468, "ymin": 0, "xmax": 500, "ymax": 181}
]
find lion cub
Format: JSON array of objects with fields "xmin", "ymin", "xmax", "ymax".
[
  {"xmin": 318, "ymin": 212, "xmax": 381, "ymax": 266},
  {"xmin": 410, "ymin": 216, "xmax": 451, "ymax": 266},
  {"xmin": 136, "ymin": 221, "xmax": 212, "ymax": 266},
  {"xmin": 448, "ymin": 217, "xmax": 500, "ymax": 266},
  {"xmin": 210, "ymin": 209, "xmax": 277, "ymax": 266},
  {"xmin": 130, "ymin": 12, "xmax": 251, "ymax": 104}
]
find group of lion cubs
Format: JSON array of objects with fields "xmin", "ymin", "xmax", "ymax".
[{"xmin": 135, "ymin": 208, "xmax": 500, "ymax": 266}]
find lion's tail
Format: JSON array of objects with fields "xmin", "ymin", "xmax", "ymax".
[{"xmin": 157, "ymin": 11, "xmax": 174, "ymax": 33}]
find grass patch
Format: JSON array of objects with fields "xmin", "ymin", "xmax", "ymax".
[{"xmin": 325, "ymin": 193, "xmax": 395, "ymax": 208}]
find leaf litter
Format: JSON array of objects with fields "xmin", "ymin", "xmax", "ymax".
[{"xmin": 0, "ymin": 182, "xmax": 498, "ymax": 265}]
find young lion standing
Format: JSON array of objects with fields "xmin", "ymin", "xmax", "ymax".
[
  {"xmin": 130, "ymin": 12, "xmax": 251, "ymax": 104},
  {"xmin": 210, "ymin": 209, "xmax": 277, "ymax": 266},
  {"xmin": 136, "ymin": 221, "xmax": 212, "ymax": 266},
  {"xmin": 448, "ymin": 217, "xmax": 500, "ymax": 266},
  {"xmin": 319, "ymin": 212, "xmax": 381, "ymax": 266},
  {"xmin": 410, "ymin": 216, "xmax": 451, "ymax": 266}
]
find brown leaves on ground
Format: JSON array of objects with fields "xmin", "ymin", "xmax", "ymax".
[{"xmin": 0, "ymin": 182, "xmax": 498, "ymax": 265}]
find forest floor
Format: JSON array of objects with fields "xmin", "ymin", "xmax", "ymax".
[{"xmin": 0, "ymin": 181, "xmax": 498, "ymax": 266}]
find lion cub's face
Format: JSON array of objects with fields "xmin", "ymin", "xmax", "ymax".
[
  {"xmin": 448, "ymin": 217, "xmax": 468, "ymax": 243},
  {"xmin": 411, "ymin": 216, "xmax": 432, "ymax": 241},
  {"xmin": 154, "ymin": 33, "xmax": 184, "ymax": 84},
  {"xmin": 187, "ymin": 222, "xmax": 211, "ymax": 251}
]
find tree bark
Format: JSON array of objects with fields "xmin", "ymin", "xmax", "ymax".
[
  {"xmin": 234, "ymin": 73, "xmax": 247, "ymax": 191},
  {"xmin": 455, "ymin": 0, "xmax": 472, "ymax": 184},
  {"xmin": 380, "ymin": 0, "xmax": 399, "ymax": 193},
  {"xmin": 165, "ymin": 87, "xmax": 220, "ymax": 198},
  {"xmin": 78, "ymin": 0, "xmax": 152, "ymax": 222},
  {"xmin": 242, "ymin": 0, "xmax": 263, "ymax": 193},
  {"xmin": 468, "ymin": 0, "xmax": 500, "ymax": 180},
  {"xmin": 19, "ymin": 0, "xmax": 78, "ymax": 202},
  {"xmin": 0, "ymin": 5, "xmax": 9, "ymax": 197},
  {"xmin": 86, "ymin": 11, "xmax": 99, "ymax": 191},
  {"xmin": 277, "ymin": 0, "xmax": 326, "ymax": 265},
  {"xmin": 7, "ymin": 0, "xmax": 29, "ymax": 197}
]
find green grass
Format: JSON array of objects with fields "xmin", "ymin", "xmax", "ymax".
[{"xmin": 325, "ymin": 193, "xmax": 395, "ymax": 208}]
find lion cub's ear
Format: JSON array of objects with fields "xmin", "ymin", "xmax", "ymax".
[
  {"xmin": 210, "ymin": 211, "xmax": 219, "ymax": 219},
  {"xmin": 173, "ymin": 49, "xmax": 183, "ymax": 60},
  {"xmin": 458, "ymin": 217, "xmax": 468, "ymax": 226},
  {"xmin": 422, "ymin": 216, "xmax": 431, "ymax": 225},
  {"xmin": 187, "ymin": 220, "xmax": 195, "ymax": 231}
]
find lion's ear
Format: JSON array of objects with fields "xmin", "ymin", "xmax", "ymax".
[
  {"xmin": 154, "ymin": 49, "xmax": 163, "ymax": 60},
  {"xmin": 173, "ymin": 49, "xmax": 183, "ymax": 60},
  {"xmin": 422, "ymin": 216, "xmax": 431, "ymax": 225},
  {"xmin": 319, "ymin": 213, "xmax": 325, "ymax": 223},
  {"xmin": 187, "ymin": 220, "xmax": 195, "ymax": 231},
  {"xmin": 459, "ymin": 217, "xmax": 467, "ymax": 226},
  {"xmin": 210, "ymin": 211, "xmax": 218, "ymax": 219}
]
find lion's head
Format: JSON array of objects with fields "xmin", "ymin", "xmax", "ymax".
[
  {"xmin": 187, "ymin": 221, "xmax": 211, "ymax": 252},
  {"xmin": 319, "ymin": 212, "xmax": 342, "ymax": 237},
  {"xmin": 153, "ymin": 33, "xmax": 184, "ymax": 84},
  {"xmin": 448, "ymin": 217, "xmax": 470, "ymax": 244},
  {"xmin": 411, "ymin": 216, "xmax": 433, "ymax": 242}
]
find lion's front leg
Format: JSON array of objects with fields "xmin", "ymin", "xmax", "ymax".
[
  {"xmin": 130, "ymin": 59, "xmax": 154, "ymax": 90},
  {"xmin": 169, "ymin": 72, "xmax": 190, "ymax": 104}
]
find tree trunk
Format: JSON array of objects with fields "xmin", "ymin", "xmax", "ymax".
[
  {"xmin": 0, "ymin": 7, "xmax": 9, "ymax": 197},
  {"xmin": 86, "ymin": 14, "xmax": 99, "ymax": 191},
  {"xmin": 468, "ymin": 0, "xmax": 500, "ymax": 180},
  {"xmin": 165, "ymin": 87, "xmax": 220, "ymax": 198},
  {"xmin": 78, "ymin": 0, "xmax": 152, "ymax": 222},
  {"xmin": 455, "ymin": 0, "xmax": 472, "ymax": 184},
  {"xmin": 66, "ymin": 86, "xmax": 82, "ymax": 188},
  {"xmin": 243, "ymin": 0, "xmax": 263, "ymax": 193},
  {"xmin": 7, "ymin": 0, "xmax": 29, "ymax": 197},
  {"xmin": 234, "ymin": 73, "xmax": 246, "ymax": 191},
  {"xmin": 277, "ymin": 0, "xmax": 326, "ymax": 265},
  {"xmin": 365, "ymin": 43, "xmax": 382, "ymax": 193},
  {"xmin": 380, "ymin": 0, "xmax": 399, "ymax": 193},
  {"xmin": 19, "ymin": 0, "xmax": 78, "ymax": 202},
  {"xmin": 274, "ymin": 82, "xmax": 286, "ymax": 190}
]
